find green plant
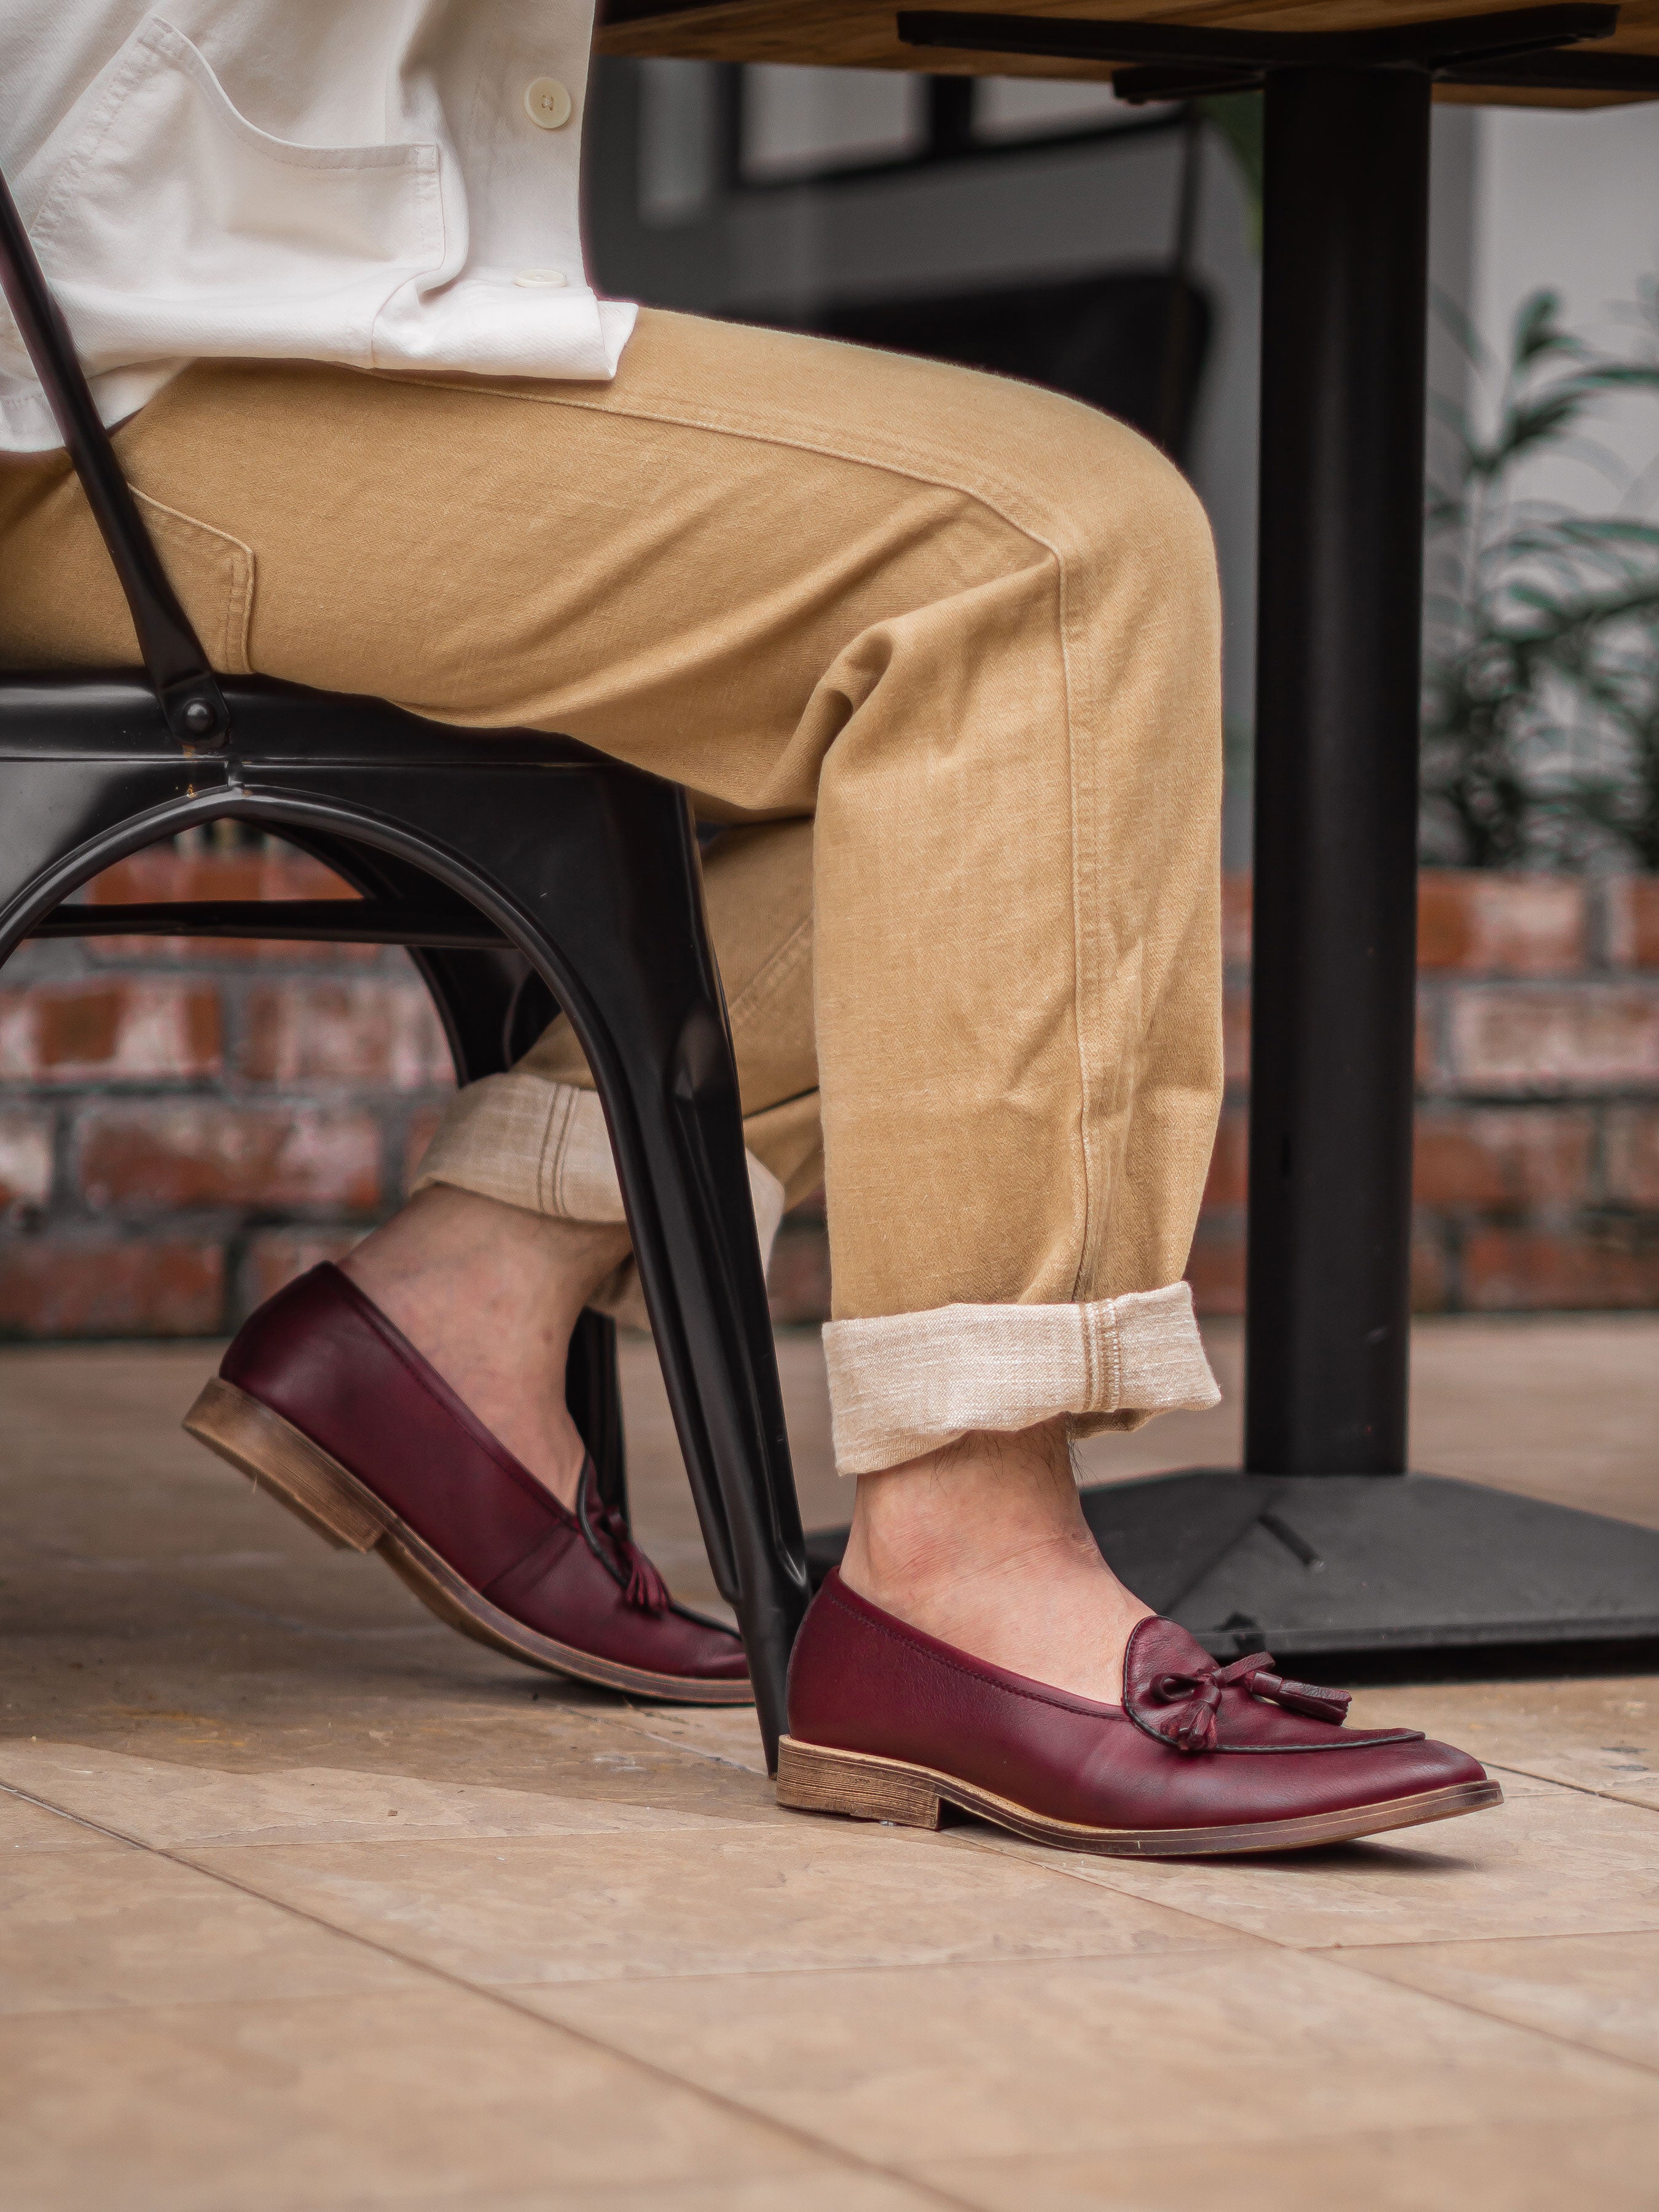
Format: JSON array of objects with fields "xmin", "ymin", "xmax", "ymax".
[
  {"xmin": 1422, "ymin": 286, "xmax": 1659, "ymax": 869},
  {"xmin": 1198, "ymin": 93, "xmax": 1263, "ymax": 254}
]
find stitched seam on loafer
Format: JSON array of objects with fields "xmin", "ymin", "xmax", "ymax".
[
  {"xmin": 822, "ymin": 1577, "xmax": 1131, "ymax": 1724},
  {"xmin": 482, "ymin": 1518, "xmax": 580, "ymax": 1606},
  {"xmin": 1209, "ymin": 1734, "xmax": 1426, "ymax": 1754}
]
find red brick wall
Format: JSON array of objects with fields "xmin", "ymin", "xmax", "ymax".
[
  {"xmin": 1, "ymin": 843, "xmax": 1656, "ymax": 1335},
  {"xmin": 0, "ymin": 835, "xmax": 453, "ymax": 1338},
  {"xmin": 1185, "ymin": 871, "xmax": 1659, "ymax": 1316}
]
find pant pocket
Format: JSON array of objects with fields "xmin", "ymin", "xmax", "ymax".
[
  {"xmin": 133, "ymin": 493, "xmax": 256, "ymax": 675},
  {"xmin": 0, "ymin": 475, "xmax": 254, "ymax": 675}
]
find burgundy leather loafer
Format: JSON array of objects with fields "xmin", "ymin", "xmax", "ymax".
[
  {"xmin": 183, "ymin": 1263, "xmax": 750, "ymax": 1704},
  {"xmin": 777, "ymin": 1571, "xmax": 1501, "ymax": 1854}
]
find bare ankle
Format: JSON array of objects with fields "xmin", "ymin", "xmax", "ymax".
[
  {"xmin": 839, "ymin": 1418, "xmax": 1151, "ymax": 1704},
  {"xmin": 842, "ymin": 1419, "xmax": 1083, "ymax": 1602},
  {"xmin": 345, "ymin": 1183, "xmax": 630, "ymax": 1312},
  {"xmin": 342, "ymin": 1184, "xmax": 632, "ymax": 1507}
]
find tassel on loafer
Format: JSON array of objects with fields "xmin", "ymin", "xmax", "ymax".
[
  {"xmin": 777, "ymin": 1571, "xmax": 1502, "ymax": 1856},
  {"xmin": 183, "ymin": 1263, "xmax": 751, "ymax": 1704}
]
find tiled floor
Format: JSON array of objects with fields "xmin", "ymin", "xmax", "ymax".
[{"xmin": 2, "ymin": 1316, "xmax": 1657, "ymax": 2210}]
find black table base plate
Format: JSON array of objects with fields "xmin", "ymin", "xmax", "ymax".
[{"xmin": 802, "ymin": 1471, "xmax": 1659, "ymax": 1668}]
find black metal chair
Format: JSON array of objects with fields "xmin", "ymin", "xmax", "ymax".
[{"xmin": 0, "ymin": 167, "xmax": 810, "ymax": 1768}]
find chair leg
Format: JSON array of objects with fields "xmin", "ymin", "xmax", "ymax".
[
  {"xmin": 567, "ymin": 1308, "xmax": 629, "ymax": 1523},
  {"xmin": 289, "ymin": 831, "xmax": 635, "ymax": 1528},
  {"xmin": 399, "ymin": 774, "xmax": 811, "ymax": 1767},
  {"xmin": 601, "ymin": 1051, "xmax": 809, "ymax": 1768}
]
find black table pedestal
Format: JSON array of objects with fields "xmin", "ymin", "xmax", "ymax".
[
  {"xmin": 1075, "ymin": 1473, "xmax": 1659, "ymax": 1665},
  {"xmin": 1246, "ymin": 64, "xmax": 1429, "ymax": 1478},
  {"xmin": 1148, "ymin": 60, "xmax": 1659, "ymax": 1662},
  {"xmin": 806, "ymin": 31, "xmax": 1659, "ymax": 1665}
]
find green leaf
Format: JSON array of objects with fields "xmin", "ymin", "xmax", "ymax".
[
  {"xmin": 1430, "ymin": 284, "xmax": 1491, "ymax": 373},
  {"xmin": 1421, "ymin": 273, "xmax": 1659, "ymax": 867},
  {"xmin": 1512, "ymin": 289, "xmax": 1580, "ymax": 367},
  {"xmin": 1197, "ymin": 94, "xmax": 1262, "ymax": 256}
]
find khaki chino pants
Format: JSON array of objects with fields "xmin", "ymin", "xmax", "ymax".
[{"xmin": 0, "ymin": 307, "xmax": 1224, "ymax": 1473}]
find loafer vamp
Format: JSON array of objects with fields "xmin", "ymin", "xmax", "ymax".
[
  {"xmin": 788, "ymin": 1572, "xmax": 1489, "ymax": 1834},
  {"xmin": 485, "ymin": 1521, "xmax": 748, "ymax": 1681}
]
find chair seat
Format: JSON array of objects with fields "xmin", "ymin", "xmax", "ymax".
[{"xmin": 0, "ymin": 667, "xmax": 606, "ymax": 770}]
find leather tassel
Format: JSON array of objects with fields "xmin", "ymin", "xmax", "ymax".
[
  {"xmin": 576, "ymin": 1469, "xmax": 670, "ymax": 1615},
  {"xmin": 619, "ymin": 1540, "xmax": 670, "ymax": 1617},
  {"xmin": 1143, "ymin": 1647, "xmax": 1350, "ymax": 1752},
  {"xmin": 1253, "ymin": 1670, "xmax": 1351, "ymax": 1724},
  {"xmin": 1171, "ymin": 1703, "xmax": 1219, "ymax": 1753}
]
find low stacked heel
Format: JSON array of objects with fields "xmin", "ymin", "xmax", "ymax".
[
  {"xmin": 774, "ymin": 1736, "xmax": 945, "ymax": 1829},
  {"xmin": 184, "ymin": 1376, "xmax": 392, "ymax": 1552}
]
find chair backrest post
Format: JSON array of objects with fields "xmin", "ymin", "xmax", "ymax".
[{"xmin": 0, "ymin": 163, "xmax": 228, "ymax": 748}]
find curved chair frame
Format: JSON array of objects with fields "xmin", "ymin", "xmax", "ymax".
[{"xmin": 0, "ymin": 166, "xmax": 809, "ymax": 1765}]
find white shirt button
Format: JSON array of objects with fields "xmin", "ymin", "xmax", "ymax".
[
  {"xmin": 524, "ymin": 77, "xmax": 572, "ymax": 130},
  {"xmin": 514, "ymin": 269, "xmax": 567, "ymax": 288}
]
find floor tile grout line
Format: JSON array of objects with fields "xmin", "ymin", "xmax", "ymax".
[
  {"xmin": 8, "ymin": 1732, "xmax": 1657, "ymax": 1843},
  {"xmin": 614, "ymin": 1717, "xmax": 768, "ymax": 1778},
  {"xmin": 0, "ymin": 1776, "xmax": 155, "ymax": 1852},
  {"xmin": 0, "ymin": 1773, "xmax": 979, "ymax": 2212},
  {"xmin": 944, "ymin": 1829, "xmax": 1337, "ymax": 1951},
  {"xmin": 1288, "ymin": 1935, "xmax": 1659, "ymax": 2084},
  {"xmin": 895, "ymin": 2104, "xmax": 1659, "ymax": 2190},
  {"xmin": 465, "ymin": 1935, "xmax": 1255, "ymax": 1990},
  {"xmin": 1329, "ymin": 1924, "xmax": 1659, "ymax": 1956},
  {"xmin": 959, "ymin": 1826, "xmax": 1659, "ymax": 1966},
  {"xmin": 456, "ymin": 1932, "xmax": 1659, "ymax": 2071},
  {"xmin": 943, "ymin": 1827, "xmax": 1659, "ymax": 2075},
  {"xmin": 1482, "ymin": 1756, "xmax": 1659, "ymax": 1812}
]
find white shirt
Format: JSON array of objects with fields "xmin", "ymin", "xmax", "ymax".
[{"xmin": 0, "ymin": 2, "xmax": 633, "ymax": 452}]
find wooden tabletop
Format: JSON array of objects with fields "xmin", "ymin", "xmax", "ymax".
[{"xmin": 596, "ymin": 0, "xmax": 1659, "ymax": 106}]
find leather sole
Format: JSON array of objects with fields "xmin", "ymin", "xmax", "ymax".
[
  {"xmin": 183, "ymin": 1376, "xmax": 754, "ymax": 1707},
  {"xmin": 775, "ymin": 1735, "xmax": 1505, "ymax": 1856}
]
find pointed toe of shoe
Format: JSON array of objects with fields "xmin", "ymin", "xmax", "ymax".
[{"xmin": 1363, "ymin": 1733, "xmax": 1492, "ymax": 1800}]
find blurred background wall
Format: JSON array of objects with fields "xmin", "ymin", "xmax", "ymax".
[{"xmin": 1, "ymin": 73, "xmax": 1657, "ymax": 1338}]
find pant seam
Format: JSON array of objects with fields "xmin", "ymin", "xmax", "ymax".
[
  {"xmin": 538, "ymin": 1083, "xmax": 575, "ymax": 1216},
  {"xmin": 360, "ymin": 364, "xmax": 1086, "ymax": 573},
  {"xmin": 1051, "ymin": 542, "xmax": 1099, "ymax": 1306},
  {"xmin": 726, "ymin": 910, "xmax": 813, "ymax": 1041}
]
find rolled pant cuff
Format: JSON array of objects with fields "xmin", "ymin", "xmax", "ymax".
[
  {"xmin": 822, "ymin": 1282, "xmax": 1220, "ymax": 1475},
  {"xmin": 410, "ymin": 1073, "xmax": 786, "ymax": 1325}
]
